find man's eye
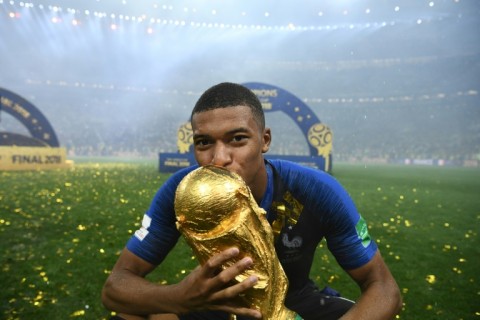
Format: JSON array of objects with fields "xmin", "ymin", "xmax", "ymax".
[
  {"xmin": 195, "ymin": 139, "xmax": 210, "ymax": 146},
  {"xmin": 232, "ymin": 135, "xmax": 247, "ymax": 142}
]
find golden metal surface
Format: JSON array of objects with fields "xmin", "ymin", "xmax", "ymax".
[{"xmin": 175, "ymin": 165, "xmax": 295, "ymax": 319}]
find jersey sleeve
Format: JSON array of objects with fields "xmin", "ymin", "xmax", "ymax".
[
  {"xmin": 126, "ymin": 166, "xmax": 196, "ymax": 265},
  {"xmin": 313, "ymin": 172, "xmax": 378, "ymax": 270}
]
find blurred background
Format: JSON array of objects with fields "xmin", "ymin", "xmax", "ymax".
[{"xmin": 1, "ymin": 0, "xmax": 479, "ymax": 165}]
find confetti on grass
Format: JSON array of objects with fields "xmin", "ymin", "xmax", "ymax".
[{"xmin": 0, "ymin": 163, "xmax": 479, "ymax": 319}]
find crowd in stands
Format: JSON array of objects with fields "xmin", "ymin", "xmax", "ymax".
[
  {"xmin": 268, "ymin": 98, "xmax": 479, "ymax": 164},
  {"xmin": 4, "ymin": 87, "xmax": 473, "ymax": 166},
  {"xmin": 2, "ymin": 55, "xmax": 478, "ymax": 165},
  {"xmin": 2, "ymin": 0, "xmax": 477, "ymax": 167}
]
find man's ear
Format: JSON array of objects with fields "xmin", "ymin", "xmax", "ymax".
[{"xmin": 262, "ymin": 128, "xmax": 272, "ymax": 153}]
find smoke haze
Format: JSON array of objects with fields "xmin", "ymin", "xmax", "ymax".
[{"xmin": 1, "ymin": 0, "xmax": 479, "ymax": 162}]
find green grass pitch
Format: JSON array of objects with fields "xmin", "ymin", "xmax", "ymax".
[{"xmin": 1, "ymin": 161, "xmax": 478, "ymax": 319}]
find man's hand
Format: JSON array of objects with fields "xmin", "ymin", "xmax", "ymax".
[
  {"xmin": 171, "ymin": 247, "xmax": 262, "ymax": 318},
  {"xmin": 102, "ymin": 247, "xmax": 262, "ymax": 318}
]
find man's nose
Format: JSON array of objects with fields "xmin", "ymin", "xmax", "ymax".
[{"xmin": 211, "ymin": 144, "xmax": 232, "ymax": 167}]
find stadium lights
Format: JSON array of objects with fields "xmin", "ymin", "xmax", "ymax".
[
  {"xmin": 1, "ymin": 0, "xmax": 465, "ymax": 33},
  {"xmin": 23, "ymin": 77, "xmax": 478, "ymax": 103}
]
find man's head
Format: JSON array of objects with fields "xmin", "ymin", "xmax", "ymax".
[
  {"xmin": 190, "ymin": 82, "xmax": 271, "ymax": 202},
  {"xmin": 191, "ymin": 82, "xmax": 265, "ymax": 130}
]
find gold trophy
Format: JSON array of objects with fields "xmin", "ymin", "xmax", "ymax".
[{"xmin": 175, "ymin": 165, "xmax": 295, "ymax": 320}]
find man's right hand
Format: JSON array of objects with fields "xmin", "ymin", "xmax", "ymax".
[
  {"xmin": 102, "ymin": 247, "xmax": 262, "ymax": 318},
  {"xmin": 170, "ymin": 247, "xmax": 262, "ymax": 319}
]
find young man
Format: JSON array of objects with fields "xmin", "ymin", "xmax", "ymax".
[{"xmin": 102, "ymin": 82, "xmax": 402, "ymax": 320}]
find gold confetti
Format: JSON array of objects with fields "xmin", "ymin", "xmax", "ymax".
[
  {"xmin": 70, "ymin": 310, "xmax": 85, "ymax": 317},
  {"xmin": 452, "ymin": 267, "xmax": 462, "ymax": 274},
  {"xmin": 426, "ymin": 275, "xmax": 436, "ymax": 284},
  {"xmin": 2, "ymin": 162, "xmax": 475, "ymax": 319}
]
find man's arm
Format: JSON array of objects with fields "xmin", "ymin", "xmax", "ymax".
[
  {"xmin": 102, "ymin": 247, "xmax": 262, "ymax": 318},
  {"xmin": 340, "ymin": 250, "xmax": 402, "ymax": 320}
]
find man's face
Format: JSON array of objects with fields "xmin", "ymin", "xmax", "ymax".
[{"xmin": 191, "ymin": 105, "xmax": 271, "ymax": 197}]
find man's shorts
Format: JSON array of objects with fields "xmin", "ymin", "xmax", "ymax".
[{"xmin": 179, "ymin": 282, "xmax": 354, "ymax": 320}]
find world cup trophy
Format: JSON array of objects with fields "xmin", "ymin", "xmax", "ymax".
[{"xmin": 175, "ymin": 165, "xmax": 296, "ymax": 320}]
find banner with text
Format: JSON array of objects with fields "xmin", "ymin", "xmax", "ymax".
[{"xmin": 0, "ymin": 146, "xmax": 71, "ymax": 171}]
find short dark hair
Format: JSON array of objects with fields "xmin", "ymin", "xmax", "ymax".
[{"xmin": 191, "ymin": 82, "xmax": 265, "ymax": 129}]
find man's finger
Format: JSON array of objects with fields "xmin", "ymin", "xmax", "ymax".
[
  {"xmin": 212, "ymin": 257, "xmax": 254, "ymax": 286},
  {"xmin": 200, "ymin": 247, "xmax": 240, "ymax": 277},
  {"xmin": 210, "ymin": 273, "xmax": 258, "ymax": 301}
]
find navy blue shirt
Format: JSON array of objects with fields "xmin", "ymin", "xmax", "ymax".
[{"xmin": 127, "ymin": 159, "xmax": 377, "ymax": 291}]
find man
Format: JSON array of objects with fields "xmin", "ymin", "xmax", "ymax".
[{"xmin": 102, "ymin": 82, "xmax": 402, "ymax": 319}]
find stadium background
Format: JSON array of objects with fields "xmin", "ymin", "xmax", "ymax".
[
  {"xmin": 1, "ymin": 1, "xmax": 480, "ymax": 319},
  {"xmin": 1, "ymin": 0, "xmax": 478, "ymax": 166}
]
